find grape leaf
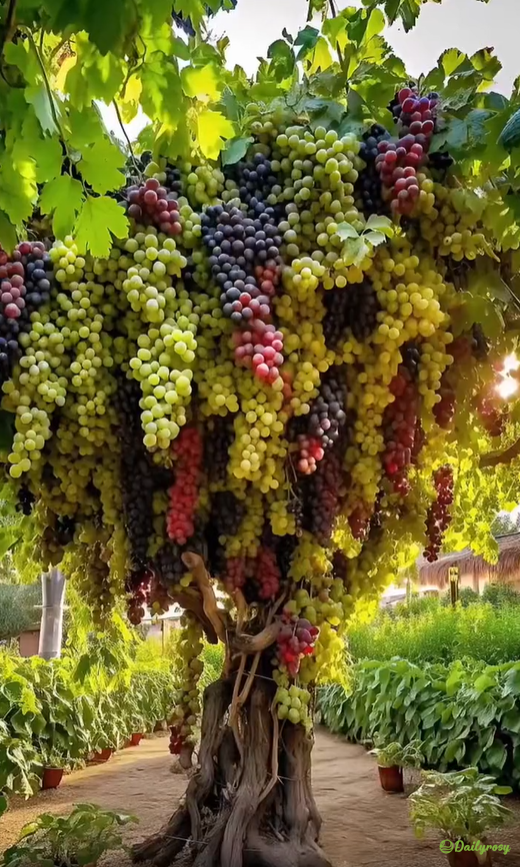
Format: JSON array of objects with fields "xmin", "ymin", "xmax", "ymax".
[
  {"xmin": 181, "ymin": 64, "xmax": 221, "ymax": 100},
  {"xmin": 267, "ymin": 40, "xmax": 295, "ymax": 82},
  {"xmin": 336, "ymin": 222, "xmax": 359, "ymax": 241},
  {"xmin": 294, "ymin": 25, "xmax": 320, "ymax": 61},
  {"xmin": 75, "ymin": 196, "xmax": 129, "ymax": 258},
  {"xmin": 0, "ymin": 211, "xmax": 17, "ymax": 254},
  {"xmin": 365, "ymin": 214, "xmax": 394, "ymax": 237},
  {"xmin": 196, "ymin": 109, "xmax": 234, "ymax": 160},
  {"xmin": 307, "ymin": 38, "xmax": 333, "ymax": 75},
  {"xmin": 221, "ymin": 136, "xmax": 253, "ymax": 167},
  {"xmin": 78, "ymin": 138, "xmax": 126, "ymax": 194},
  {"xmin": 0, "ymin": 163, "xmax": 37, "ymax": 226},
  {"xmin": 24, "ymin": 84, "xmax": 59, "ymax": 136},
  {"xmin": 119, "ymin": 74, "xmax": 142, "ymax": 124},
  {"xmin": 83, "ymin": 0, "xmax": 132, "ymax": 56},
  {"xmin": 3, "ymin": 41, "xmax": 39, "ymax": 85},
  {"xmin": 364, "ymin": 230, "xmax": 386, "ymax": 247},
  {"xmin": 39, "ymin": 176, "xmax": 85, "ymax": 240}
]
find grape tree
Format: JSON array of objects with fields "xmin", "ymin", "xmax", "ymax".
[{"xmin": 0, "ymin": 1, "xmax": 520, "ymax": 866}]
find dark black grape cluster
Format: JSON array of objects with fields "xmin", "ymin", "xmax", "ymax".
[
  {"xmin": 305, "ymin": 448, "xmax": 343, "ymax": 545},
  {"xmin": 224, "ymin": 152, "xmax": 284, "ymax": 219},
  {"xmin": 55, "ymin": 515, "xmax": 76, "ymax": 546},
  {"xmin": 308, "ymin": 368, "xmax": 348, "ymax": 450},
  {"xmin": 428, "ymin": 150, "xmax": 454, "ymax": 173},
  {"xmin": 113, "ymin": 377, "xmax": 155, "ymax": 569},
  {"xmin": 275, "ymin": 533, "xmax": 299, "ymax": 581},
  {"xmin": 323, "ymin": 280, "xmax": 380, "ymax": 347},
  {"xmin": 401, "ymin": 342, "xmax": 421, "ymax": 379},
  {"xmin": 210, "ymin": 491, "xmax": 245, "ymax": 538},
  {"xmin": 206, "ymin": 416, "xmax": 233, "ymax": 484},
  {"xmin": 16, "ymin": 484, "xmax": 35, "ymax": 516},
  {"xmin": 355, "ymin": 124, "xmax": 391, "ymax": 217},
  {"xmin": 164, "ymin": 162, "xmax": 183, "ymax": 196},
  {"xmin": 346, "ymin": 281, "xmax": 380, "ymax": 341},
  {"xmin": 152, "ymin": 540, "xmax": 185, "ymax": 587},
  {"xmin": 201, "ymin": 204, "xmax": 282, "ymax": 324},
  {"xmin": 16, "ymin": 243, "xmax": 53, "ymax": 310}
]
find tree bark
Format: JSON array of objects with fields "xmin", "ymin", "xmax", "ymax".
[{"xmin": 133, "ymin": 662, "xmax": 332, "ymax": 867}]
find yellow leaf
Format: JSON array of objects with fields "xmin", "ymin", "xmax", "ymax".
[
  {"xmin": 308, "ymin": 38, "xmax": 332, "ymax": 75},
  {"xmin": 55, "ymin": 55, "xmax": 77, "ymax": 93},
  {"xmin": 196, "ymin": 109, "xmax": 234, "ymax": 160},
  {"xmin": 120, "ymin": 74, "xmax": 142, "ymax": 124},
  {"xmin": 181, "ymin": 64, "xmax": 221, "ymax": 102}
]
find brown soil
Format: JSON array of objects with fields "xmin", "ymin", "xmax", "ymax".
[{"xmin": 1, "ymin": 729, "xmax": 519, "ymax": 867}]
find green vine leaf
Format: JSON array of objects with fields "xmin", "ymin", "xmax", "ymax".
[
  {"xmin": 196, "ymin": 109, "xmax": 234, "ymax": 160},
  {"xmin": 0, "ymin": 212, "xmax": 17, "ymax": 254},
  {"xmin": 39, "ymin": 176, "xmax": 85, "ymax": 240},
  {"xmin": 181, "ymin": 63, "xmax": 222, "ymax": 101},
  {"xmin": 77, "ymin": 139, "xmax": 126, "ymax": 194},
  {"xmin": 24, "ymin": 84, "xmax": 59, "ymax": 136},
  {"xmin": 221, "ymin": 136, "xmax": 254, "ymax": 167},
  {"xmin": 74, "ymin": 196, "xmax": 129, "ymax": 258}
]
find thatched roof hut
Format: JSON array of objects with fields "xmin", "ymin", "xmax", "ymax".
[{"xmin": 417, "ymin": 533, "xmax": 520, "ymax": 592}]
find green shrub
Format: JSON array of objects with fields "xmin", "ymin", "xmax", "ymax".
[
  {"xmin": 482, "ymin": 582, "xmax": 520, "ymax": 608},
  {"xmin": 347, "ymin": 600, "xmax": 520, "ymax": 665},
  {"xmin": 1, "ymin": 804, "xmax": 137, "ymax": 867},
  {"xmin": 0, "ymin": 584, "xmax": 41, "ymax": 641},
  {"xmin": 318, "ymin": 658, "xmax": 520, "ymax": 789}
]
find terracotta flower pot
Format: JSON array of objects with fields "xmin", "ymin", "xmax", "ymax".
[
  {"xmin": 378, "ymin": 764, "xmax": 404, "ymax": 793},
  {"xmin": 447, "ymin": 847, "xmax": 492, "ymax": 867},
  {"xmin": 42, "ymin": 768, "xmax": 64, "ymax": 790},
  {"xmin": 131, "ymin": 733, "xmax": 143, "ymax": 746},
  {"xmin": 91, "ymin": 748, "xmax": 112, "ymax": 764}
]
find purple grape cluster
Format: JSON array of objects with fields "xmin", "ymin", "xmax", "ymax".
[
  {"xmin": 307, "ymin": 370, "xmax": 348, "ymax": 450},
  {"xmin": 355, "ymin": 125, "xmax": 391, "ymax": 217},
  {"xmin": 225, "ymin": 152, "xmax": 284, "ymax": 218},
  {"xmin": 201, "ymin": 204, "xmax": 282, "ymax": 325}
]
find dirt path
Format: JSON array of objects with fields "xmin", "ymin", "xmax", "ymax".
[{"xmin": 2, "ymin": 729, "xmax": 519, "ymax": 866}]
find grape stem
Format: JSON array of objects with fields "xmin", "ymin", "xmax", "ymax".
[
  {"xmin": 480, "ymin": 437, "xmax": 520, "ymax": 468},
  {"xmin": 112, "ymin": 99, "xmax": 142, "ymax": 179},
  {"xmin": 233, "ymin": 620, "xmax": 282, "ymax": 653},
  {"xmin": 0, "ymin": 0, "xmax": 17, "ymax": 58},
  {"xmin": 328, "ymin": 0, "xmax": 344, "ymax": 66},
  {"xmin": 181, "ymin": 551, "xmax": 227, "ymax": 644}
]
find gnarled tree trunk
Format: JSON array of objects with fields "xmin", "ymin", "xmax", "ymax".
[{"xmin": 133, "ymin": 664, "xmax": 331, "ymax": 867}]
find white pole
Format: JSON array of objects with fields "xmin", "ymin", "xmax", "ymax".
[{"xmin": 38, "ymin": 567, "xmax": 66, "ymax": 660}]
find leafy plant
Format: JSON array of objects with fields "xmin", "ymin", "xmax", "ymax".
[
  {"xmin": 317, "ymin": 658, "xmax": 520, "ymax": 788},
  {"xmin": 370, "ymin": 739, "xmax": 423, "ymax": 768},
  {"xmin": 409, "ymin": 768, "xmax": 512, "ymax": 843},
  {"xmin": 0, "ymin": 804, "xmax": 137, "ymax": 867}
]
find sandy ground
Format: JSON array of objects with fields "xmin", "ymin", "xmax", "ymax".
[{"xmin": 1, "ymin": 729, "xmax": 519, "ymax": 866}]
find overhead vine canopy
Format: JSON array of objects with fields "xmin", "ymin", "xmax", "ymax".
[{"xmin": 1, "ymin": 1, "xmax": 520, "ymax": 862}]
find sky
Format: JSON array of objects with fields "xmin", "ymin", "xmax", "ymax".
[
  {"xmin": 102, "ymin": 0, "xmax": 519, "ymax": 141},
  {"xmin": 213, "ymin": 0, "xmax": 519, "ymax": 94}
]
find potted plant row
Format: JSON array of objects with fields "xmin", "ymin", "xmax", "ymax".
[
  {"xmin": 369, "ymin": 739, "xmax": 423, "ymax": 792},
  {"xmin": 409, "ymin": 767, "xmax": 512, "ymax": 867},
  {"xmin": 38, "ymin": 748, "xmax": 69, "ymax": 791}
]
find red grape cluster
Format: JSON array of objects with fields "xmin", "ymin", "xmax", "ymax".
[
  {"xmin": 434, "ymin": 371, "xmax": 456, "ymax": 429},
  {"xmin": 382, "ymin": 366, "xmax": 420, "ymax": 494},
  {"xmin": 126, "ymin": 178, "xmax": 183, "ymax": 235},
  {"xmin": 167, "ymin": 426, "xmax": 203, "ymax": 545},
  {"xmin": 169, "ymin": 725, "xmax": 185, "ymax": 755},
  {"xmin": 233, "ymin": 321, "xmax": 284, "ymax": 384},
  {"xmin": 276, "ymin": 614, "xmax": 319, "ymax": 678},
  {"xmin": 424, "ymin": 465, "xmax": 454, "ymax": 562},
  {"xmin": 224, "ymin": 556, "xmax": 246, "ymax": 593},
  {"xmin": 477, "ymin": 394, "xmax": 508, "ymax": 438},
  {"xmin": 348, "ymin": 504, "xmax": 371, "ymax": 542},
  {"xmin": 307, "ymin": 449, "xmax": 343, "ymax": 545},
  {"xmin": 255, "ymin": 546, "xmax": 281, "ymax": 600},
  {"xmin": 126, "ymin": 571, "xmax": 150, "ymax": 625},
  {"xmin": 295, "ymin": 434, "xmax": 324, "ymax": 475},
  {"xmin": 0, "ymin": 242, "xmax": 54, "ymax": 383},
  {"xmin": 377, "ymin": 88, "xmax": 439, "ymax": 215}
]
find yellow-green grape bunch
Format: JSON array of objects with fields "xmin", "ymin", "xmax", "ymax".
[
  {"xmin": 169, "ymin": 614, "xmax": 204, "ymax": 751},
  {"xmin": 117, "ymin": 229, "xmax": 186, "ymax": 323},
  {"xmin": 274, "ymin": 684, "xmax": 312, "ymax": 727},
  {"xmin": 418, "ymin": 185, "xmax": 492, "ymax": 261},
  {"xmin": 50, "ymin": 236, "xmax": 86, "ymax": 285},
  {"xmin": 184, "ymin": 164, "xmax": 225, "ymax": 206}
]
